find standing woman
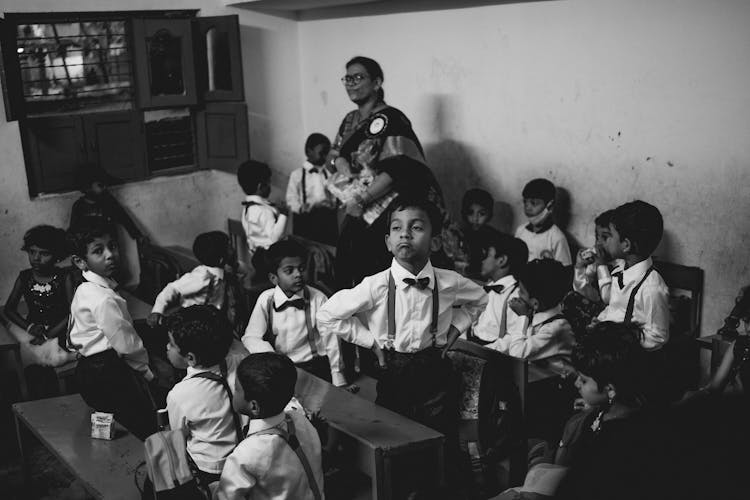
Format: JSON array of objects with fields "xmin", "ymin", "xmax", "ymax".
[{"xmin": 330, "ymin": 56, "xmax": 447, "ymax": 288}]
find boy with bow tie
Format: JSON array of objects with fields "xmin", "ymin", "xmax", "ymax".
[
  {"xmin": 242, "ymin": 239, "xmax": 345, "ymax": 386},
  {"xmin": 471, "ymin": 232, "xmax": 529, "ymax": 344}
]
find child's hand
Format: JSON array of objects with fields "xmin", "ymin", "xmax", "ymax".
[
  {"xmin": 345, "ymin": 199, "xmax": 363, "ymax": 218},
  {"xmin": 334, "ymin": 157, "xmax": 352, "ymax": 176},
  {"xmin": 345, "ymin": 384, "xmax": 360, "ymax": 394},
  {"xmin": 28, "ymin": 324, "xmax": 46, "ymax": 338},
  {"xmin": 372, "ymin": 342, "xmax": 387, "ymax": 369},
  {"xmin": 576, "ymin": 248, "xmax": 596, "ymax": 269},
  {"xmin": 30, "ymin": 335, "xmax": 47, "ymax": 345},
  {"xmin": 442, "ymin": 325, "xmax": 461, "ymax": 359},
  {"xmin": 573, "ymin": 397, "xmax": 591, "ymax": 412},
  {"xmin": 147, "ymin": 312, "xmax": 163, "ymax": 328}
]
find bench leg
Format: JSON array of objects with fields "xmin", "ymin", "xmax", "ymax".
[
  {"xmin": 14, "ymin": 412, "xmax": 30, "ymax": 489},
  {"xmin": 371, "ymin": 449, "xmax": 390, "ymax": 500},
  {"xmin": 13, "ymin": 348, "xmax": 28, "ymax": 401}
]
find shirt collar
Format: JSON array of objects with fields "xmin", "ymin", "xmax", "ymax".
[
  {"xmin": 82, "ymin": 270, "xmax": 118, "ymax": 290},
  {"xmin": 303, "ymin": 160, "xmax": 320, "ymax": 172},
  {"xmin": 186, "ymin": 363, "xmax": 221, "ymax": 378},
  {"xmin": 273, "ymin": 286, "xmax": 304, "ymax": 307},
  {"xmin": 244, "ymin": 194, "xmax": 271, "ymax": 206},
  {"xmin": 531, "ymin": 304, "xmax": 563, "ymax": 327},
  {"xmin": 390, "ymin": 259, "xmax": 435, "ymax": 290},
  {"xmin": 196, "ymin": 265, "xmax": 225, "ymax": 280},
  {"xmin": 488, "ymin": 275, "xmax": 517, "ymax": 287},
  {"xmin": 621, "ymin": 257, "xmax": 653, "ymax": 284},
  {"xmin": 246, "ymin": 412, "xmax": 285, "ymax": 436}
]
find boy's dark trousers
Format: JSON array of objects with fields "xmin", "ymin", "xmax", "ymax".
[
  {"xmin": 293, "ymin": 207, "xmax": 338, "ymax": 246},
  {"xmin": 76, "ymin": 349, "xmax": 157, "ymax": 440},
  {"xmin": 296, "ymin": 355, "xmax": 333, "ymax": 383}
]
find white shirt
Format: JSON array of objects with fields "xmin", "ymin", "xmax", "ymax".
[
  {"xmin": 167, "ymin": 352, "xmax": 246, "ymax": 474},
  {"xmin": 515, "ymin": 223, "xmax": 572, "ymax": 266},
  {"xmin": 472, "ymin": 275, "xmax": 524, "ymax": 342},
  {"xmin": 316, "ymin": 259, "xmax": 488, "ymax": 353},
  {"xmin": 69, "ymin": 270, "xmax": 153, "ymax": 380},
  {"xmin": 213, "ymin": 408, "xmax": 323, "ymax": 500},
  {"xmin": 488, "ymin": 305, "xmax": 574, "ymax": 360},
  {"xmin": 241, "ymin": 195, "xmax": 288, "ymax": 253},
  {"xmin": 242, "ymin": 286, "xmax": 345, "ymax": 386},
  {"xmin": 285, "ymin": 161, "xmax": 335, "ymax": 214},
  {"xmin": 597, "ymin": 258, "xmax": 670, "ymax": 350},
  {"xmin": 572, "ymin": 259, "xmax": 625, "ymax": 304},
  {"xmin": 152, "ymin": 265, "xmax": 225, "ymax": 314}
]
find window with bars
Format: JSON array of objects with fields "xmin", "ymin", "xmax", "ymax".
[{"xmin": 16, "ymin": 20, "xmax": 134, "ymax": 116}]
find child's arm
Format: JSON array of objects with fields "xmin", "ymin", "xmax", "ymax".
[
  {"xmin": 448, "ymin": 276, "xmax": 489, "ymax": 337},
  {"xmin": 244, "ymin": 205, "xmax": 288, "ymax": 248},
  {"xmin": 213, "ymin": 447, "xmax": 258, "ymax": 500},
  {"xmin": 4, "ymin": 274, "xmax": 35, "ymax": 332},
  {"xmin": 285, "ymin": 170, "xmax": 304, "ymax": 214},
  {"xmin": 45, "ymin": 272, "xmax": 75, "ymax": 340},
  {"xmin": 241, "ymin": 294, "xmax": 275, "ymax": 354},
  {"xmin": 94, "ymin": 296, "xmax": 154, "ymax": 380},
  {"xmin": 639, "ymin": 283, "xmax": 670, "ymax": 350},
  {"xmin": 316, "ymin": 281, "xmax": 378, "ymax": 351},
  {"xmin": 149, "ymin": 271, "xmax": 209, "ymax": 325},
  {"xmin": 313, "ymin": 293, "xmax": 347, "ymax": 386},
  {"xmin": 553, "ymin": 232, "xmax": 572, "ymax": 266},
  {"xmin": 491, "ymin": 320, "xmax": 572, "ymax": 360}
]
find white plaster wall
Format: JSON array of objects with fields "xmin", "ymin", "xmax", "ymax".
[
  {"xmin": 297, "ymin": 0, "xmax": 750, "ymax": 336},
  {"xmin": 0, "ymin": 1, "xmax": 302, "ymax": 294}
]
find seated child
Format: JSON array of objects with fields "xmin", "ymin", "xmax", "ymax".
[
  {"xmin": 67, "ymin": 223, "xmax": 156, "ymax": 439},
  {"xmin": 214, "ymin": 352, "xmax": 323, "ymax": 500},
  {"xmin": 472, "ymin": 232, "xmax": 529, "ymax": 343},
  {"xmin": 165, "ymin": 305, "xmax": 243, "ymax": 485},
  {"xmin": 458, "ymin": 188, "xmax": 503, "ymax": 278},
  {"xmin": 286, "ymin": 133, "xmax": 338, "ymax": 245},
  {"xmin": 148, "ymin": 231, "xmax": 231, "ymax": 327},
  {"xmin": 237, "ymin": 160, "xmax": 288, "ymax": 279},
  {"xmin": 487, "ymin": 258, "xmax": 574, "ymax": 361},
  {"xmin": 596, "ymin": 200, "xmax": 669, "ymax": 350},
  {"xmin": 242, "ymin": 239, "xmax": 345, "ymax": 386},
  {"xmin": 317, "ymin": 196, "xmax": 487, "ymax": 436},
  {"xmin": 514, "ymin": 178, "xmax": 572, "ymax": 266},
  {"xmin": 573, "ymin": 209, "xmax": 621, "ymax": 304}
]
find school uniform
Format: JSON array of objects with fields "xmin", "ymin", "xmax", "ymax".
[
  {"xmin": 515, "ymin": 223, "xmax": 572, "ymax": 266},
  {"xmin": 242, "ymin": 285, "xmax": 345, "ymax": 386},
  {"xmin": 213, "ymin": 408, "xmax": 323, "ymax": 500},
  {"xmin": 152, "ymin": 265, "xmax": 225, "ymax": 314},
  {"xmin": 472, "ymin": 275, "xmax": 524, "ymax": 343},
  {"xmin": 488, "ymin": 305, "xmax": 574, "ymax": 361},
  {"xmin": 316, "ymin": 259, "xmax": 487, "ymax": 433},
  {"xmin": 241, "ymin": 195, "xmax": 287, "ymax": 255},
  {"xmin": 597, "ymin": 257, "xmax": 670, "ymax": 350},
  {"xmin": 286, "ymin": 161, "xmax": 338, "ymax": 245},
  {"xmin": 69, "ymin": 270, "xmax": 155, "ymax": 439}
]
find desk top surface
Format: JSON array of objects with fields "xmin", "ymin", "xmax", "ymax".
[
  {"xmin": 13, "ymin": 394, "xmax": 142, "ymax": 500},
  {"xmin": 121, "ymin": 289, "xmax": 152, "ymax": 322},
  {"xmin": 294, "ymin": 368, "xmax": 443, "ymax": 453}
]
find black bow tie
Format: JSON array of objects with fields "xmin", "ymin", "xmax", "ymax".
[
  {"xmin": 403, "ymin": 277, "xmax": 430, "ymax": 290},
  {"xmin": 612, "ymin": 271, "xmax": 624, "ymax": 288},
  {"xmin": 309, "ymin": 167, "xmax": 319, "ymax": 174},
  {"xmin": 484, "ymin": 284, "xmax": 505, "ymax": 294},
  {"xmin": 274, "ymin": 298, "xmax": 306, "ymax": 312}
]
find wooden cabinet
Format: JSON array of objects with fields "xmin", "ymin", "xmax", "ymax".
[
  {"xmin": 83, "ymin": 111, "xmax": 146, "ymax": 181},
  {"xmin": 195, "ymin": 16, "xmax": 245, "ymax": 102},
  {"xmin": 196, "ymin": 102, "xmax": 249, "ymax": 173}
]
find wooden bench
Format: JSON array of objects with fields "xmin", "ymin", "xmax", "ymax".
[{"xmin": 13, "ymin": 394, "xmax": 143, "ymax": 500}]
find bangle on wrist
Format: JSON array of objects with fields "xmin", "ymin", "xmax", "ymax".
[{"xmin": 26, "ymin": 323, "xmax": 36, "ymax": 333}]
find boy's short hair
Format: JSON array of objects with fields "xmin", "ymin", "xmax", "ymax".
[
  {"xmin": 192, "ymin": 231, "xmax": 229, "ymax": 268},
  {"xmin": 237, "ymin": 160, "xmax": 271, "ymax": 195},
  {"xmin": 573, "ymin": 321, "xmax": 647, "ymax": 407},
  {"xmin": 517, "ymin": 258, "xmax": 570, "ymax": 310},
  {"xmin": 594, "ymin": 209, "xmax": 616, "ymax": 228},
  {"xmin": 610, "ymin": 200, "xmax": 663, "ymax": 257},
  {"xmin": 166, "ymin": 305, "xmax": 233, "ymax": 367},
  {"xmin": 264, "ymin": 239, "xmax": 308, "ymax": 275},
  {"xmin": 386, "ymin": 195, "xmax": 443, "ymax": 235},
  {"xmin": 305, "ymin": 133, "xmax": 330, "ymax": 152},
  {"xmin": 66, "ymin": 223, "xmax": 116, "ymax": 259},
  {"xmin": 22, "ymin": 225, "xmax": 68, "ymax": 260},
  {"xmin": 461, "ymin": 188, "xmax": 494, "ymax": 217},
  {"xmin": 480, "ymin": 232, "xmax": 528, "ymax": 277},
  {"xmin": 522, "ymin": 178, "xmax": 556, "ymax": 204},
  {"xmin": 236, "ymin": 352, "xmax": 297, "ymax": 416}
]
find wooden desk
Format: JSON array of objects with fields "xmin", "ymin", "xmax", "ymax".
[
  {"xmin": 121, "ymin": 289, "xmax": 153, "ymax": 322},
  {"xmin": 1, "ymin": 320, "xmax": 28, "ymax": 400},
  {"xmin": 13, "ymin": 394, "xmax": 143, "ymax": 500},
  {"xmin": 294, "ymin": 369, "xmax": 445, "ymax": 500}
]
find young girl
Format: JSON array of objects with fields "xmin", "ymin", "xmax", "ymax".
[
  {"xmin": 4, "ymin": 225, "xmax": 76, "ymax": 367},
  {"xmin": 445, "ymin": 188, "xmax": 502, "ymax": 278}
]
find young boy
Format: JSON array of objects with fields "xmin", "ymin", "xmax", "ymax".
[
  {"xmin": 573, "ymin": 209, "xmax": 619, "ymax": 304},
  {"xmin": 147, "ymin": 231, "xmax": 231, "ymax": 327},
  {"xmin": 242, "ymin": 239, "xmax": 345, "ymax": 386},
  {"xmin": 214, "ymin": 352, "xmax": 323, "ymax": 500},
  {"xmin": 514, "ymin": 178, "xmax": 571, "ymax": 266},
  {"xmin": 595, "ymin": 200, "xmax": 669, "ymax": 350},
  {"xmin": 165, "ymin": 305, "xmax": 243, "ymax": 485},
  {"xmin": 459, "ymin": 188, "xmax": 503, "ymax": 278},
  {"xmin": 317, "ymin": 196, "xmax": 487, "ymax": 435},
  {"xmin": 285, "ymin": 133, "xmax": 338, "ymax": 245},
  {"xmin": 237, "ymin": 160, "xmax": 288, "ymax": 277},
  {"xmin": 472, "ymin": 232, "xmax": 529, "ymax": 343},
  {"xmin": 487, "ymin": 258, "xmax": 574, "ymax": 361},
  {"xmin": 67, "ymin": 223, "xmax": 155, "ymax": 439}
]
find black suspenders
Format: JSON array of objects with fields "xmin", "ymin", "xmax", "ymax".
[
  {"xmin": 263, "ymin": 287, "xmax": 320, "ymax": 357},
  {"xmin": 624, "ymin": 267, "xmax": 656, "ymax": 323},
  {"xmin": 385, "ymin": 272, "xmax": 439, "ymax": 350}
]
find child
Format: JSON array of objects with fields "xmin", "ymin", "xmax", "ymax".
[
  {"xmin": 242, "ymin": 239, "xmax": 345, "ymax": 386},
  {"xmin": 487, "ymin": 258, "xmax": 574, "ymax": 361},
  {"xmin": 595, "ymin": 200, "xmax": 669, "ymax": 350},
  {"xmin": 514, "ymin": 178, "xmax": 571, "ymax": 266},
  {"xmin": 67, "ymin": 223, "xmax": 156, "ymax": 439},
  {"xmin": 148, "ymin": 231, "xmax": 231, "ymax": 327},
  {"xmin": 471, "ymin": 232, "xmax": 529, "ymax": 343},
  {"xmin": 458, "ymin": 188, "xmax": 503, "ymax": 278},
  {"xmin": 285, "ymin": 133, "xmax": 338, "ymax": 245},
  {"xmin": 165, "ymin": 305, "xmax": 242, "ymax": 486},
  {"xmin": 214, "ymin": 352, "xmax": 323, "ymax": 500},
  {"xmin": 237, "ymin": 160, "xmax": 288, "ymax": 278},
  {"xmin": 573, "ymin": 209, "xmax": 621, "ymax": 304},
  {"xmin": 317, "ymin": 196, "xmax": 487, "ymax": 436}
]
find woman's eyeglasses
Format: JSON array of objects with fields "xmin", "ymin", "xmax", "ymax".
[{"xmin": 341, "ymin": 73, "xmax": 369, "ymax": 86}]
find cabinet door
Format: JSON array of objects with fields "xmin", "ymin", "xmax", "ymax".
[
  {"xmin": 23, "ymin": 116, "xmax": 85, "ymax": 194},
  {"xmin": 194, "ymin": 15, "xmax": 244, "ymax": 102},
  {"xmin": 132, "ymin": 18, "xmax": 197, "ymax": 108},
  {"xmin": 196, "ymin": 102, "xmax": 249, "ymax": 173},
  {"xmin": 83, "ymin": 111, "xmax": 146, "ymax": 182}
]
